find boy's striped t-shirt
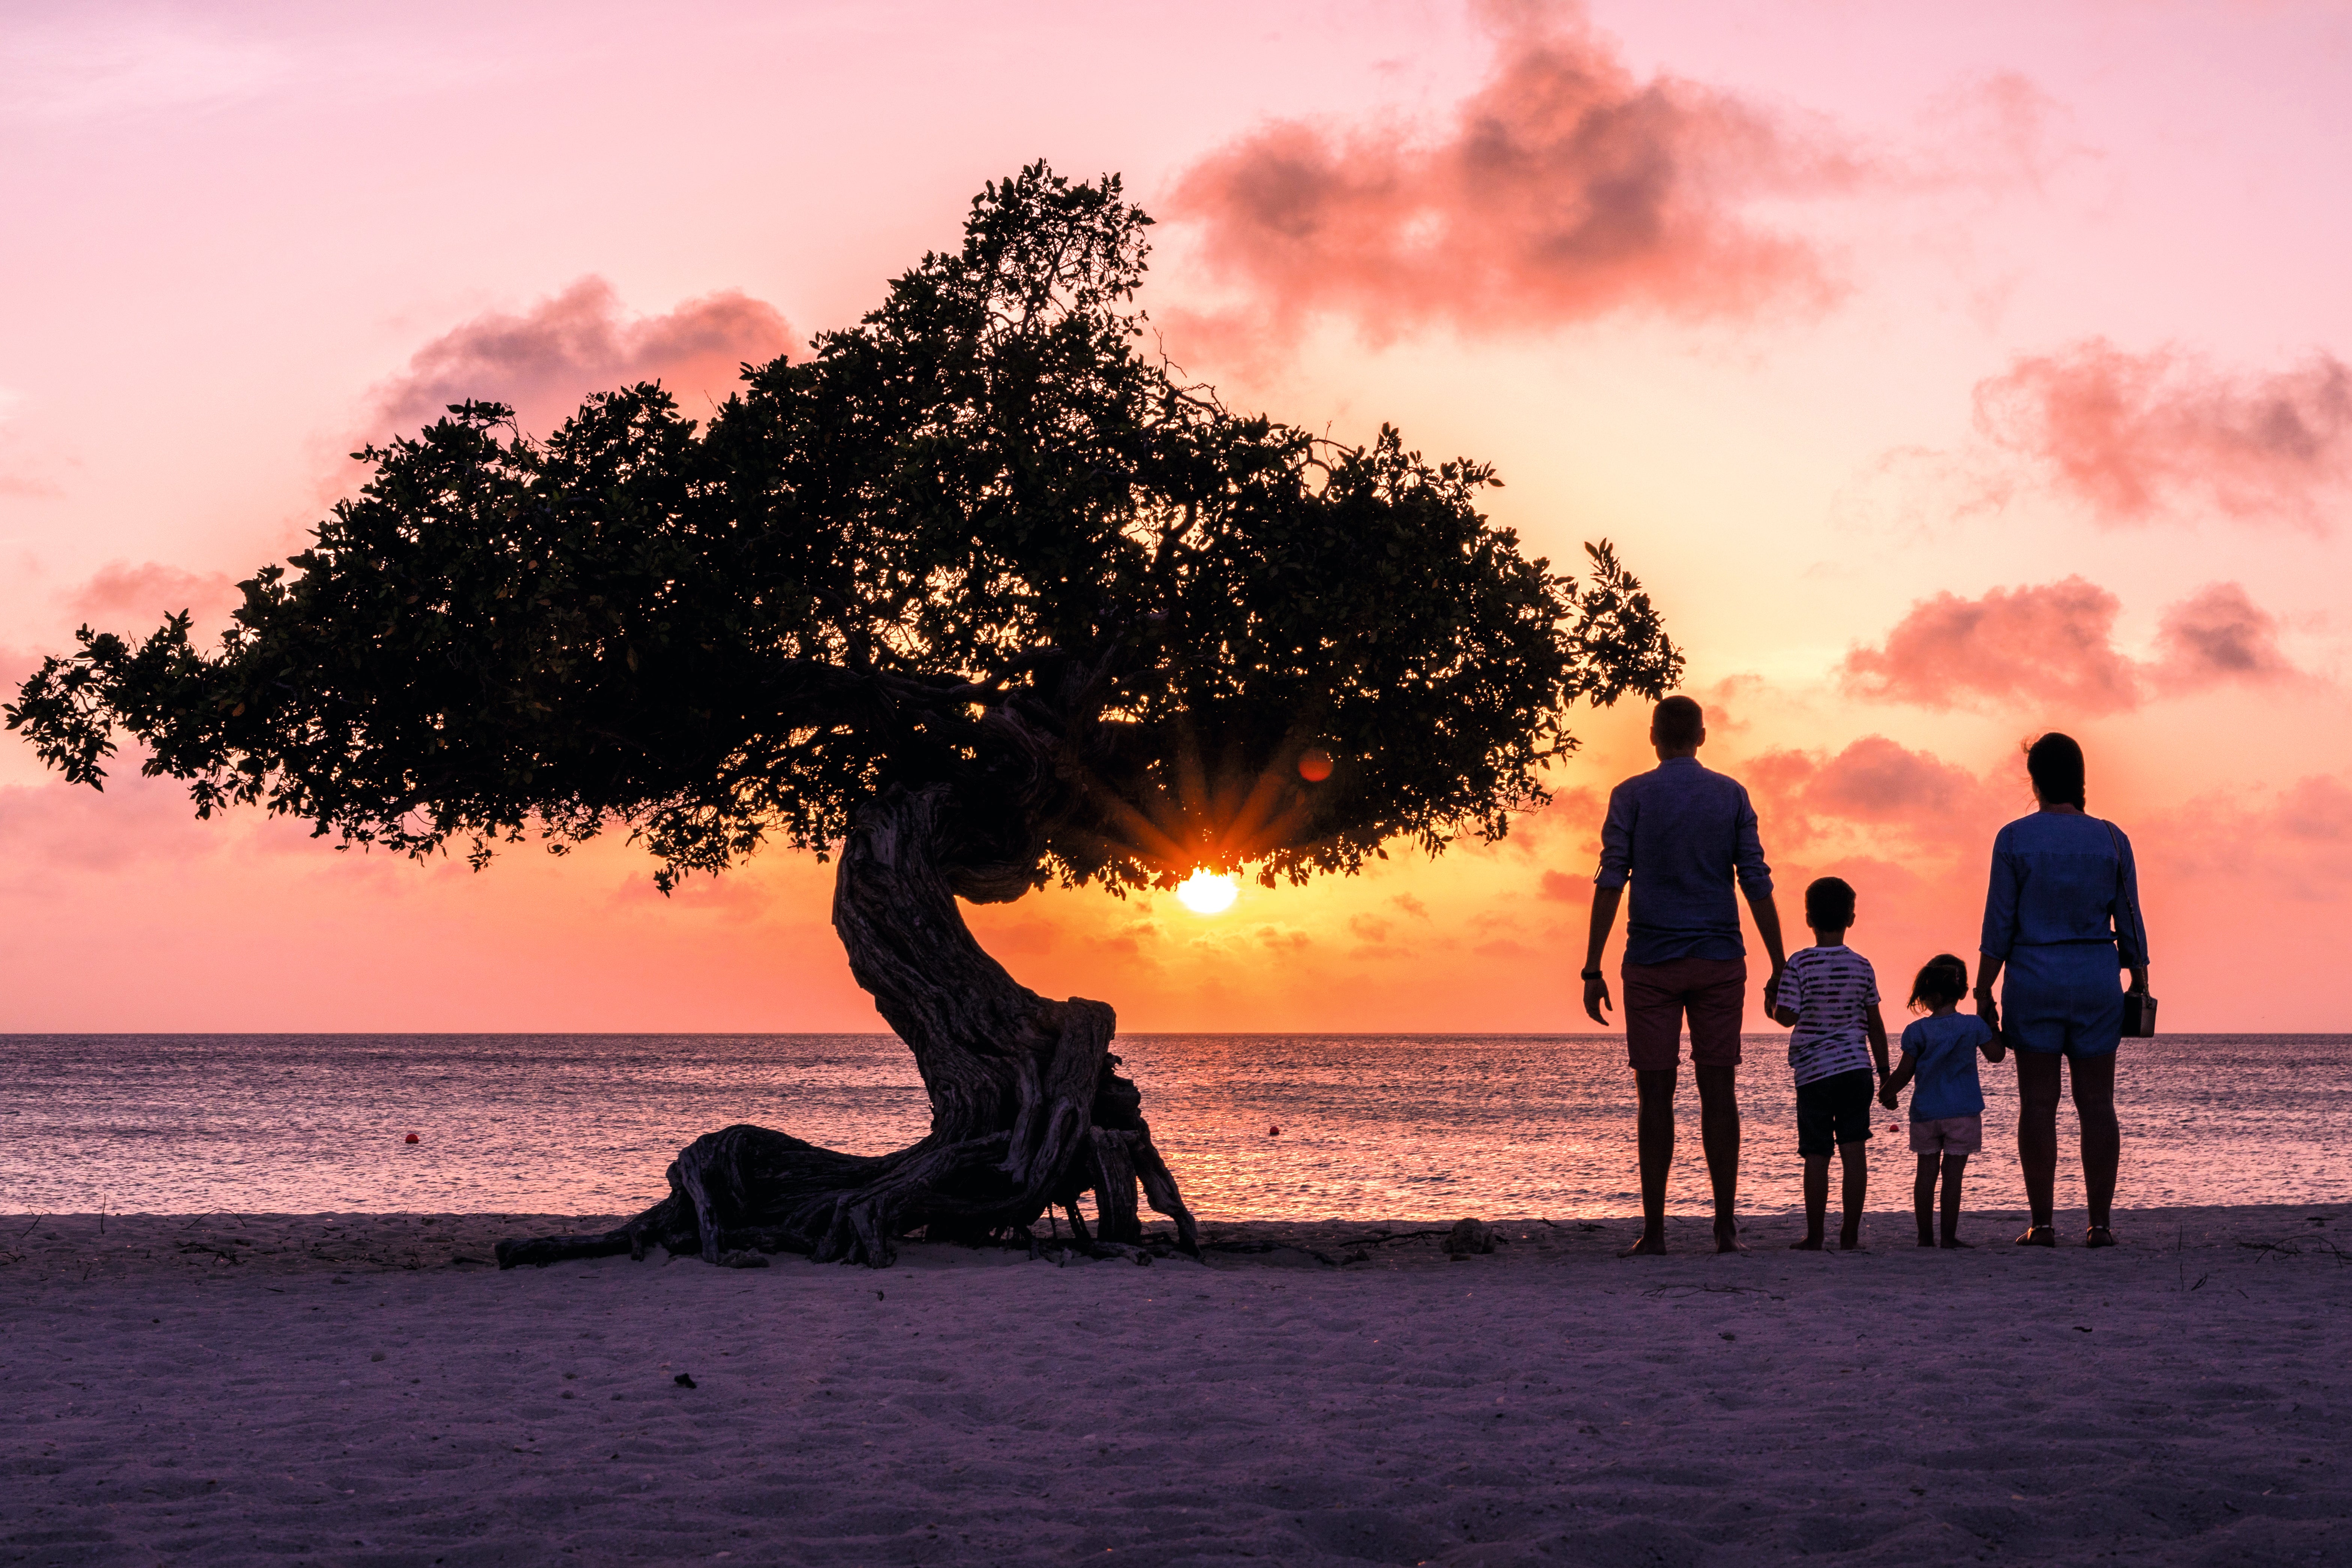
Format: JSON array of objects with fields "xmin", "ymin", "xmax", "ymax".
[{"xmin": 1780, "ymin": 944, "xmax": 1879, "ymax": 1085}]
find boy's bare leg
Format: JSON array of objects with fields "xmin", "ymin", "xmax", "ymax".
[
  {"xmin": 1914, "ymin": 1153, "xmax": 1939, "ymax": 1246},
  {"xmin": 1940, "ymin": 1151, "xmax": 1972, "ymax": 1247},
  {"xmin": 1695, "ymin": 1064, "xmax": 1744, "ymax": 1252},
  {"xmin": 1838, "ymin": 1139, "xmax": 1867, "ymax": 1249},
  {"xmin": 1793, "ymin": 1154, "xmax": 1828, "ymax": 1249},
  {"xmin": 1619, "ymin": 1068, "xmax": 1677, "ymax": 1256}
]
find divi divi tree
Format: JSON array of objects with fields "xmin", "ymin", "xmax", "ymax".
[{"xmin": 8, "ymin": 165, "xmax": 1682, "ymax": 1268}]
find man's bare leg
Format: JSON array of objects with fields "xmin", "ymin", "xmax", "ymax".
[
  {"xmin": 1618, "ymin": 1067, "xmax": 1679, "ymax": 1255},
  {"xmin": 1619, "ymin": 1067, "xmax": 1678, "ymax": 1255},
  {"xmin": 1696, "ymin": 1064, "xmax": 1744, "ymax": 1252},
  {"xmin": 1838, "ymin": 1139, "xmax": 1867, "ymax": 1249}
]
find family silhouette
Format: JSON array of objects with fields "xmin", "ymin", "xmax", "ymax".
[{"xmin": 1584, "ymin": 698, "xmax": 2149, "ymax": 1252}]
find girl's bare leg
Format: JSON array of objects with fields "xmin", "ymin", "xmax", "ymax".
[
  {"xmin": 1940, "ymin": 1151, "xmax": 1971, "ymax": 1247},
  {"xmin": 1914, "ymin": 1153, "xmax": 1939, "ymax": 1246}
]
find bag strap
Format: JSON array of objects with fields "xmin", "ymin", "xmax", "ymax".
[{"xmin": 2101, "ymin": 817, "xmax": 2148, "ymax": 977}]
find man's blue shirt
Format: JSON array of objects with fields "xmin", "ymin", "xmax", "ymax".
[{"xmin": 1595, "ymin": 757, "xmax": 1772, "ymax": 967}]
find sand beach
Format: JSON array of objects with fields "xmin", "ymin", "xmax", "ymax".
[{"xmin": 3, "ymin": 1204, "xmax": 2346, "ymax": 1566}]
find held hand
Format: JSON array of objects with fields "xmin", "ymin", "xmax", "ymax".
[
  {"xmin": 1878, "ymin": 1085, "xmax": 1898, "ymax": 1110},
  {"xmin": 1583, "ymin": 975, "xmax": 1613, "ymax": 1027},
  {"xmin": 1762, "ymin": 972, "xmax": 1782, "ymax": 1015},
  {"xmin": 1973, "ymin": 986, "xmax": 2000, "ymax": 1030}
]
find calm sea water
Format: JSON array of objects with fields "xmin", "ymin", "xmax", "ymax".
[{"xmin": 2, "ymin": 1034, "xmax": 2344, "ymax": 1220}]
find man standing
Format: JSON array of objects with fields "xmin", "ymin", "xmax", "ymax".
[{"xmin": 1582, "ymin": 695, "xmax": 1786, "ymax": 1255}]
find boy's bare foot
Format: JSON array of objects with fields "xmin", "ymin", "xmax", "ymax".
[
  {"xmin": 1917, "ymin": 1234, "xmax": 1938, "ymax": 1248},
  {"xmin": 2015, "ymin": 1225, "xmax": 2057, "ymax": 1247},
  {"xmin": 1789, "ymin": 1237, "xmax": 1823, "ymax": 1250},
  {"xmin": 2084, "ymin": 1226, "xmax": 2117, "ymax": 1249},
  {"xmin": 1617, "ymin": 1232, "xmax": 1668, "ymax": 1257},
  {"xmin": 1941, "ymin": 1237, "xmax": 1974, "ymax": 1249},
  {"xmin": 1714, "ymin": 1220, "xmax": 1747, "ymax": 1254}
]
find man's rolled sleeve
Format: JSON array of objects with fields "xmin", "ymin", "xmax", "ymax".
[
  {"xmin": 1595, "ymin": 786, "xmax": 1634, "ymax": 890},
  {"xmin": 1732, "ymin": 791, "xmax": 1772, "ymax": 894}
]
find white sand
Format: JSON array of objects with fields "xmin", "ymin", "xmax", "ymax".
[{"xmin": 3, "ymin": 1205, "xmax": 2346, "ymax": 1565}]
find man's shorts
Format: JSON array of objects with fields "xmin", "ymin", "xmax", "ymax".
[
  {"xmin": 1909, "ymin": 1114, "xmax": 1983, "ymax": 1155},
  {"xmin": 1794, "ymin": 1067, "xmax": 1876, "ymax": 1158},
  {"xmin": 1623, "ymin": 956, "xmax": 1747, "ymax": 1072}
]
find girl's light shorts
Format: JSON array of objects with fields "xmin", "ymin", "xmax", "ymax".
[{"xmin": 1909, "ymin": 1114, "xmax": 1983, "ymax": 1155}]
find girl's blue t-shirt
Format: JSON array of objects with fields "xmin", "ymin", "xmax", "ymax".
[{"xmin": 1900, "ymin": 1013, "xmax": 1998, "ymax": 1121}]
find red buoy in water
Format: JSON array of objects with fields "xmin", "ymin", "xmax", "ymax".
[
  {"xmin": 404, "ymin": 1133, "xmax": 420, "ymax": 1144},
  {"xmin": 1297, "ymin": 748, "xmax": 1333, "ymax": 783}
]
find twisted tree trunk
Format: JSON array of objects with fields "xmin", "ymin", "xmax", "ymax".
[{"xmin": 497, "ymin": 785, "xmax": 1199, "ymax": 1269}]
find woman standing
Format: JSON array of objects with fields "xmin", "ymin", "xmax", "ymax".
[{"xmin": 1976, "ymin": 733, "xmax": 2150, "ymax": 1247}]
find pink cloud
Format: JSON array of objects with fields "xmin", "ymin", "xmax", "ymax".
[
  {"xmin": 2148, "ymin": 581, "xmax": 2301, "ymax": 691},
  {"xmin": 1164, "ymin": 1, "xmax": 1854, "ymax": 351},
  {"xmin": 1842, "ymin": 577, "xmax": 2312, "ymax": 715},
  {"xmin": 1972, "ymin": 338, "xmax": 2352, "ymax": 529},
  {"xmin": 1840, "ymin": 577, "xmax": 2141, "ymax": 715},
  {"xmin": 1743, "ymin": 737, "xmax": 2013, "ymax": 856},
  {"xmin": 66, "ymin": 558, "xmax": 239, "ymax": 626},
  {"xmin": 371, "ymin": 277, "xmax": 794, "ymax": 437}
]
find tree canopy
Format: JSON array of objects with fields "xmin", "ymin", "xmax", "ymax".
[{"xmin": 8, "ymin": 163, "xmax": 1682, "ymax": 901}]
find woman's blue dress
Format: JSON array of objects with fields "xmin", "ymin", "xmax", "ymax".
[{"xmin": 1979, "ymin": 812, "xmax": 2149, "ymax": 1058}]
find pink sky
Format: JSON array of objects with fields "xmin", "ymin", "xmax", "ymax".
[{"xmin": 3, "ymin": 0, "xmax": 2349, "ymax": 1032}]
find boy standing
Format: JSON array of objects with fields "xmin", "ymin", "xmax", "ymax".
[{"xmin": 1772, "ymin": 877, "xmax": 1888, "ymax": 1250}]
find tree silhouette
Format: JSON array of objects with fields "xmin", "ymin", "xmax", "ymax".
[{"xmin": 8, "ymin": 164, "xmax": 1682, "ymax": 1267}]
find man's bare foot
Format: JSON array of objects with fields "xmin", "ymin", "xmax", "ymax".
[
  {"xmin": 1839, "ymin": 1236, "xmax": 1864, "ymax": 1251},
  {"xmin": 1941, "ymin": 1237, "xmax": 1974, "ymax": 1249},
  {"xmin": 1917, "ymin": 1235, "xmax": 1938, "ymax": 1248},
  {"xmin": 1789, "ymin": 1236, "xmax": 1823, "ymax": 1251},
  {"xmin": 1714, "ymin": 1220, "xmax": 1747, "ymax": 1254},
  {"xmin": 1617, "ymin": 1232, "xmax": 1668, "ymax": 1257}
]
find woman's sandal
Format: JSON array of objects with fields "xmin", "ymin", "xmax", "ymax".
[
  {"xmin": 2015, "ymin": 1225, "xmax": 2058, "ymax": 1247},
  {"xmin": 2084, "ymin": 1226, "xmax": 2117, "ymax": 1249}
]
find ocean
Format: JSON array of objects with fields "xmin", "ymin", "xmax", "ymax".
[{"xmin": 3, "ymin": 1033, "xmax": 2345, "ymax": 1220}]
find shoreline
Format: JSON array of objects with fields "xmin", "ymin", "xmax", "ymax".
[{"xmin": 6, "ymin": 1205, "xmax": 2346, "ymax": 1564}]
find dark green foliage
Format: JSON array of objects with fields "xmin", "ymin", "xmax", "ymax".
[{"xmin": 8, "ymin": 163, "xmax": 1681, "ymax": 898}]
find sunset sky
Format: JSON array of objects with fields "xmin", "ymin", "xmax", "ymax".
[{"xmin": 3, "ymin": 0, "xmax": 2348, "ymax": 1033}]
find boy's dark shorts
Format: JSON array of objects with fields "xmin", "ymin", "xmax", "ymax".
[
  {"xmin": 1795, "ymin": 1068, "xmax": 1877, "ymax": 1158},
  {"xmin": 1623, "ymin": 957, "xmax": 1747, "ymax": 1072}
]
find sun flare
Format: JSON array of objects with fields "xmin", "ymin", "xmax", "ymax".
[{"xmin": 1174, "ymin": 869, "xmax": 1239, "ymax": 915}]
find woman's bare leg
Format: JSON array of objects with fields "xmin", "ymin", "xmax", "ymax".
[
  {"xmin": 2016, "ymin": 1051, "xmax": 2063, "ymax": 1231},
  {"xmin": 2071, "ymin": 1054, "xmax": 2119, "ymax": 1231}
]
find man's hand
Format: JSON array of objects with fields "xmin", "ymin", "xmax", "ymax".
[
  {"xmin": 1763, "ymin": 970, "xmax": 1783, "ymax": 1016},
  {"xmin": 1583, "ymin": 974, "xmax": 1613, "ymax": 1026}
]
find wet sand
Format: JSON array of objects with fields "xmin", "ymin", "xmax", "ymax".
[{"xmin": 3, "ymin": 1204, "xmax": 2347, "ymax": 1565}]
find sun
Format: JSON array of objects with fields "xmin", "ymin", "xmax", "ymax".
[{"xmin": 1174, "ymin": 869, "xmax": 1238, "ymax": 915}]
